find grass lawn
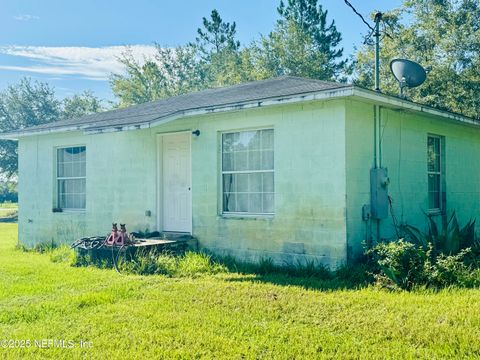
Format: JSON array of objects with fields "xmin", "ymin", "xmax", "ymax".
[
  {"xmin": 0, "ymin": 203, "xmax": 17, "ymax": 209},
  {"xmin": 0, "ymin": 223, "xmax": 479, "ymax": 359},
  {"xmin": 0, "ymin": 210, "xmax": 17, "ymax": 220},
  {"xmin": 0, "ymin": 204, "xmax": 18, "ymax": 222}
]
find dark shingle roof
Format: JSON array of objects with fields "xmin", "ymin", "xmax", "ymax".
[{"xmin": 10, "ymin": 76, "xmax": 350, "ymax": 135}]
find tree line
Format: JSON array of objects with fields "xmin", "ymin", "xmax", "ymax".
[{"xmin": 0, "ymin": 0, "xmax": 479, "ymax": 177}]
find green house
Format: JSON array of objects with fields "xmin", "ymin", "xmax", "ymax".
[{"xmin": 3, "ymin": 76, "xmax": 479, "ymax": 267}]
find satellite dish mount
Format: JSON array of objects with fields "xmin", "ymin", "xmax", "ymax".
[{"xmin": 390, "ymin": 59, "xmax": 427, "ymax": 98}]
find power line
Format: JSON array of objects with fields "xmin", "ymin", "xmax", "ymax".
[{"xmin": 343, "ymin": 0, "xmax": 375, "ymax": 32}]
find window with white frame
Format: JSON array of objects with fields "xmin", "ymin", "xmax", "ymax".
[
  {"xmin": 427, "ymin": 135, "xmax": 443, "ymax": 211},
  {"xmin": 222, "ymin": 129, "xmax": 274, "ymax": 214},
  {"xmin": 57, "ymin": 146, "xmax": 86, "ymax": 210}
]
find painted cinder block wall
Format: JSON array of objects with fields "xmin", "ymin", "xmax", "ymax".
[
  {"xmin": 18, "ymin": 129, "xmax": 159, "ymax": 248},
  {"xmin": 345, "ymin": 98, "xmax": 480, "ymax": 260},
  {"xmin": 18, "ymin": 99, "xmax": 348, "ymax": 268}
]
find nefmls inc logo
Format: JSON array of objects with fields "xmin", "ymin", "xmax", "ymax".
[{"xmin": 35, "ymin": 339, "xmax": 75, "ymax": 349}]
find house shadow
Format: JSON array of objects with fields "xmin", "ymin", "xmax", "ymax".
[
  {"xmin": 213, "ymin": 256, "xmax": 372, "ymax": 291},
  {"xmin": 222, "ymin": 273, "xmax": 370, "ymax": 291}
]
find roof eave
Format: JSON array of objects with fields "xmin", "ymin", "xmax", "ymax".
[
  {"xmin": 0, "ymin": 86, "xmax": 354, "ymax": 139},
  {"xmin": 0, "ymin": 125, "xmax": 90, "ymax": 141},
  {"xmin": 2, "ymin": 84, "xmax": 478, "ymax": 139},
  {"xmin": 351, "ymin": 87, "xmax": 480, "ymax": 127},
  {"xmin": 84, "ymin": 86, "xmax": 355, "ymax": 134}
]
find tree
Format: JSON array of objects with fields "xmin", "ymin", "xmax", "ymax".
[
  {"xmin": 0, "ymin": 181, "xmax": 17, "ymax": 203},
  {"xmin": 252, "ymin": 19, "xmax": 335, "ymax": 79},
  {"xmin": 278, "ymin": 0, "xmax": 344, "ymax": 73},
  {"xmin": 62, "ymin": 91, "xmax": 103, "ymax": 119},
  {"xmin": 195, "ymin": 9, "xmax": 240, "ymax": 58},
  {"xmin": 193, "ymin": 9, "xmax": 252, "ymax": 87},
  {"xmin": 111, "ymin": 10, "xmax": 247, "ymax": 106},
  {"xmin": 0, "ymin": 78, "xmax": 61, "ymax": 177},
  {"xmin": 252, "ymin": 0, "xmax": 346, "ymax": 80},
  {"xmin": 111, "ymin": 45, "xmax": 206, "ymax": 107},
  {"xmin": 354, "ymin": 0, "xmax": 480, "ymax": 119},
  {"xmin": 110, "ymin": 3, "xmax": 349, "ymax": 106}
]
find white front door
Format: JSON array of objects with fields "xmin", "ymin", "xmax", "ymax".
[{"xmin": 162, "ymin": 133, "xmax": 191, "ymax": 233}]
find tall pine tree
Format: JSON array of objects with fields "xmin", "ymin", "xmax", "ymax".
[
  {"xmin": 195, "ymin": 9, "xmax": 240, "ymax": 58},
  {"xmin": 252, "ymin": 0, "xmax": 346, "ymax": 80}
]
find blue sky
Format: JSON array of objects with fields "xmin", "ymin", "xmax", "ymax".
[{"xmin": 0, "ymin": 0, "xmax": 403, "ymax": 101}]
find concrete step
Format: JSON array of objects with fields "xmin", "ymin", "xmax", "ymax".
[
  {"xmin": 165, "ymin": 233, "xmax": 198, "ymax": 251},
  {"xmin": 150, "ymin": 232, "xmax": 198, "ymax": 251},
  {"xmin": 158, "ymin": 232, "xmax": 195, "ymax": 241}
]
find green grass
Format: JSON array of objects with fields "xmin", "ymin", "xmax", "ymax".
[
  {"xmin": 0, "ymin": 224, "xmax": 479, "ymax": 359},
  {"xmin": 0, "ymin": 202, "xmax": 18, "ymax": 209},
  {"xmin": 0, "ymin": 209, "xmax": 16, "ymax": 217},
  {"xmin": 0, "ymin": 203, "xmax": 18, "ymax": 223}
]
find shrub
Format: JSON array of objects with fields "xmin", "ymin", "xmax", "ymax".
[
  {"xmin": 367, "ymin": 238, "xmax": 480, "ymax": 290},
  {"xmin": 366, "ymin": 211, "xmax": 480, "ymax": 290},
  {"xmin": 367, "ymin": 240, "xmax": 427, "ymax": 290},
  {"xmin": 423, "ymin": 248, "xmax": 480, "ymax": 288}
]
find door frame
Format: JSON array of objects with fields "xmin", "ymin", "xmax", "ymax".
[{"xmin": 156, "ymin": 131, "xmax": 192, "ymax": 234}]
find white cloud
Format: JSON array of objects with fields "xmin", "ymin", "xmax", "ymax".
[
  {"xmin": 13, "ymin": 14, "xmax": 40, "ymax": 21},
  {"xmin": 0, "ymin": 45, "xmax": 158, "ymax": 80}
]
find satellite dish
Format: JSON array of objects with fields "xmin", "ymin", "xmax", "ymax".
[{"xmin": 390, "ymin": 59, "xmax": 427, "ymax": 97}]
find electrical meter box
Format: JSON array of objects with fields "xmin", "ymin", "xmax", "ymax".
[{"xmin": 370, "ymin": 167, "xmax": 389, "ymax": 219}]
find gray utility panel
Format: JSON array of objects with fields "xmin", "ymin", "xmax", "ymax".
[{"xmin": 370, "ymin": 167, "xmax": 389, "ymax": 219}]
